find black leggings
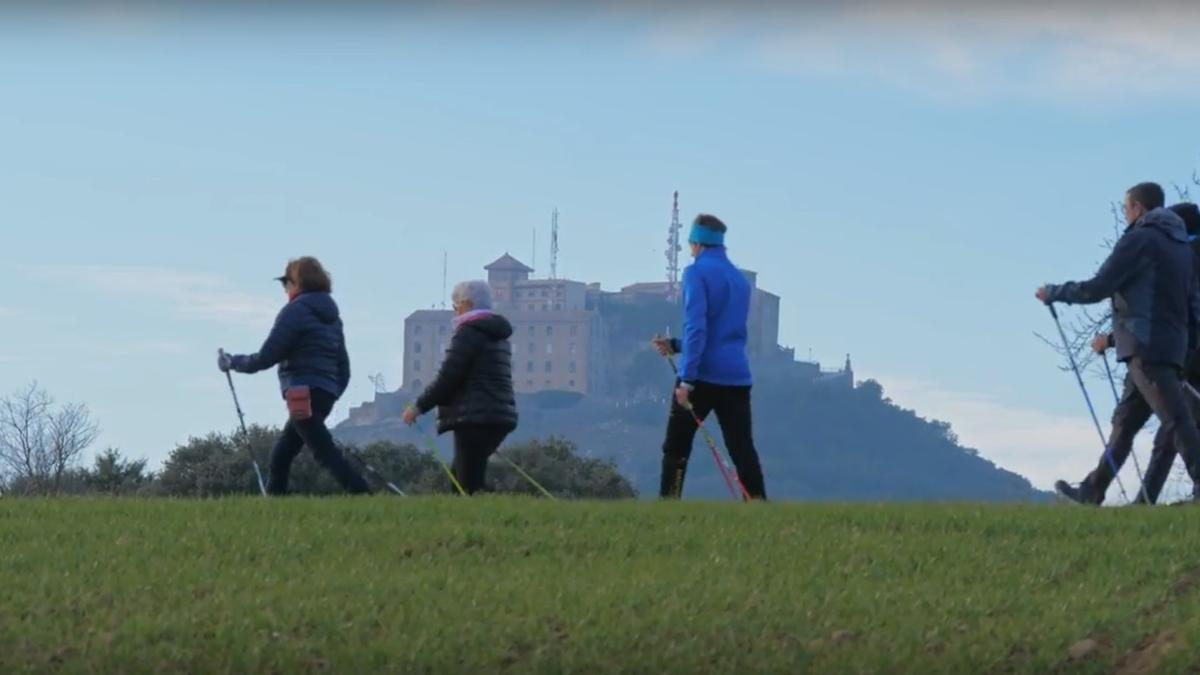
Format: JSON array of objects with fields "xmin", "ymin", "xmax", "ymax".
[
  {"xmin": 660, "ymin": 382, "xmax": 767, "ymax": 499},
  {"xmin": 266, "ymin": 388, "xmax": 370, "ymax": 496},
  {"xmin": 452, "ymin": 426, "xmax": 510, "ymax": 495}
]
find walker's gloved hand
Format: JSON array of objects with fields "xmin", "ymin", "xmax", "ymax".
[{"xmin": 217, "ymin": 349, "xmax": 233, "ymax": 373}]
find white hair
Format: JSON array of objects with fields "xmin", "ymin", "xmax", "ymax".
[{"xmin": 452, "ymin": 280, "xmax": 493, "ymax": 310}]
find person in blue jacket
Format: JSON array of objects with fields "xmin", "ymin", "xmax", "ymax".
[
  {"xmin": 218, "ymin": 256, "xmax": 370, "ymax": 496},
  {"xmin": 652, "ymin": 214, "xmax": 767, "ymax": 500}
]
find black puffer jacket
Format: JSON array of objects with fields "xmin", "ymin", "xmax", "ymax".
[{"xmin": 415, "ymin": 313, "xmax": 519, "ymax": 434}]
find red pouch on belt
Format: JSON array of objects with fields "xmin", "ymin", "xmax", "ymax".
[{"xmin": 286, "ymin": 386, "xmax": 312, "ymax": 421}]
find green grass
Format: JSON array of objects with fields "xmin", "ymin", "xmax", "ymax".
[{"xmin": 2, "ymin": 498, "xmax": 1200, "ymax": 673}]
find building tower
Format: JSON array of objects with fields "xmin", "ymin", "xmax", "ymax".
[{"xmin": 666, "ymin": 190, "xmax": 682, "ymax": 302}]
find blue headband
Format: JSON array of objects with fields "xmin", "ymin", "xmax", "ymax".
[{"xmin": 688, "ymin": 223, "xmax": 725, "ymax": 246}]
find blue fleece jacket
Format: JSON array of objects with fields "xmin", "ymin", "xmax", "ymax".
[{"xmin": 678, "ymin": 247, "xmax": 753, "ymax": 386}]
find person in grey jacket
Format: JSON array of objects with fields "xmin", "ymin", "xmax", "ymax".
[
  {"xmin": 1038, "ymin": 183, "xmax": 1200, "ymax": 504},
  {"xmin": 1131, "ymin": 202, "xmax": 1200, "ymax": 504}
]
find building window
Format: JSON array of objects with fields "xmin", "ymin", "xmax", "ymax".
[
  {"xmin": 542, "ymin": 304, "xmax": 549, "ymax": 311},
  {"xmin": 546, "ymin": 343, "xmax": 553, "ymax": 355},
  {"xmin": 541, "ymin": 289, "xmax": 549, "ymax": 298},
  {"xmin": 569, "ymin": 380, "xmax": 576, "ymax": 388},
  {"xmin": 414, "ymin": 325, "xmax": 423, "ymax": 335},
  {"xmin": 569, "ymin": 342, "xmax": 576, "ymax": 354},
  {"xmin": 527, "ymin": 380, "xmax": 533, "ymax": 387},
  {"xmin": 554, "ymin": 303, "xmax": 562, "ymax": 311},
  {"xmin": 414, "ymin": 342, "xmax": 422, "ymax": 354},
  {"xmin": 546, "ymin": 326, "xmax": 554, "ymax": 336},
  {"xmin": 544, "ymin": 361, "xmax": 552, "ymax": 373},
  {"xmin": 569, "ymin": 361, "xmax": 577, "ymax": 373},
  {"xmin": 528, "ymin": 304, "xmax": 536, "ymax": 311},
  {"xmin": 528, "ymin": 343, "xmax": 535, "ymax": 354},
  {"xmin": 570, "ymin": 325, "xmax": 578, "ymax": 336},
  {"xmin": 413, "ymin": 379, "xmax": 423, "ymax": 389},
  {"xmin": 527, "ymin": 361, "xmax": 534, "ymax": 373},
  {"xmin": 414, "ymin": 361, "xmax": 421, "ymax": 372},
  {"xmin": 545, "ymin": 379, "xmax": 552, "ymax": 386},
  {"xmin": 528, "ymin": 325, "xmax": 535, "ymax": 335},
  {"xmin": 439, "ymin": 326, "xmax": 447, "ymax": 335}
]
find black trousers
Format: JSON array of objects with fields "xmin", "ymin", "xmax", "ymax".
[
  {"xmin": 267, "ymin": 388, "xmax": 370, "ymax": 496},
  {"xmin": 452, "ymin": 425, "xmax": 509, "ymax": 495},
  {"xmin": 1083, "ymin": 358, "xmax": 1200, "ymax": 504},
  {"xmin": 1136, "ymin": 370, "xmax": 1200, "ymax": 504},
  {"xmin": 660, "ymin": 382, "xmax": 767, "ymax": 499}
]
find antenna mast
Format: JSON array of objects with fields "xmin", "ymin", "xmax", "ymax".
[
  {"xmin": 440, "ymin": 251, "xmax": 448, "ymax": 310},
  {"xmin": 550, "ymin": 207, "xmax": 560, "ymax": 279},
  {"xmin": 666, "ymin": 190, "xmax": 682, "ymax": 302},
  {"xmin": 368, "ymin": 373, "xmax": 387, "ymax": 395},
  {"xmin": 532, "ymin": 228, "xmax": 537, "ymax": 274}
]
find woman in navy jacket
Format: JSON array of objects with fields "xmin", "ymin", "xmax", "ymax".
[{"xmin": 219, "ymin": 257, "xmax": 370, "ymax": 496}]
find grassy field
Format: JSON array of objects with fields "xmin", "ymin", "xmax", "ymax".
[{"xmin": 2, "ymin": 498, "xmax": 1199, "ymax": 673}]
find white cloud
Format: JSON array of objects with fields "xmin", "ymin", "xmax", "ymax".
[
  {"xmin": 874, "ymin": 372, "xmax": 1181, "ymax": 500},
  {"xmin": 642, "ymin": 2, "xmax": 1200, "ymax": 101},
  {"xmin": 24, "ymin": 265, "xmax": 278, "ymax": 328}
]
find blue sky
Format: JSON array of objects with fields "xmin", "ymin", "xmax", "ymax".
[{"xmin": 2, "ymin": 4, "xmax": 1199, "ymax": 495}]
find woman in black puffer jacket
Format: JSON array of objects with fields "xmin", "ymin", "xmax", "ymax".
[{"xmin": 403, "ymin": 280, "xmax": 518, "ymax": 494}]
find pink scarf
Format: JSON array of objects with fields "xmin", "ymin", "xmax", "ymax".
[{"xmin": 452, "ymin": 308, "xmax": 495, "ymax": 332}]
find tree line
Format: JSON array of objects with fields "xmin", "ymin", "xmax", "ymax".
[{"xmin": 0, "ymin": 382, "xmax": 635, "ymax": 499}]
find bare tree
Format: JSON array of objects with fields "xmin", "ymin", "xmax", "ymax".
[
  {"xmin": 1034, "ymin": 201, "xmax": 1127, "ymax": 379},
  {"xmin": 0, "ymin": 382, "xmax": 99, "ymax": 495}
]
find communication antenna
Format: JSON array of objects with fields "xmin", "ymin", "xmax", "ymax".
[
  {"xmin": 550, "ymin": 207, "xmax": 560, "ymax": 279},
  {"xmin": 666, "ymin": 190, "xmax": 682, "ymax": 301},
  {"xmin": 368, "ymin": 373, "xmax": 387, "ymax": 394}
]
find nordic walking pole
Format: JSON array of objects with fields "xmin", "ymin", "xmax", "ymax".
[
  {"xmin": 495, "ymin": 451, "xmax": 556, "ymax": 500},
  {"xmin": 1101, "ymin": 352, "xmax": 1146, "ymax": 497},
  {"xmin": 660, "ymin": 344, "xmax": 751, "ymax": 501},
  {"xmin": 412, "ymin": 421, "xmax": 468, "ymax": 497},
  {"xmin": 1046, "ymin": 306, "xmax": 1129, "ymax": 502},
  {"xmin": 342, "ymin": 445, "xmax": 406, "ymax": 496},
  {"xmin": 220, "ymin": 352, "xmax": 267, "ymax": 497}
]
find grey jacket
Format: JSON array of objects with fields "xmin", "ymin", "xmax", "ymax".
[{"xmin": 1045, "ymin": 208, "xmax": 1200, "ymax": 368}]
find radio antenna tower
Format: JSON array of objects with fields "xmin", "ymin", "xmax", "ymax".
[
  {"xmin": 666, "ymin": 190, "xmax": 682, "ymax": 302},
  {"xmin": 440, "ymin": 251, "xmax": 448, "ymax": 309},
  {"xmin": 550, "ymin": 207, "xmax": 560, "ymax": 279},
  {"xmin": 532, "ymin": 228, "xmax": 537, "ymax": 274},
  {"xmin": 368, "ymin": 373, "xmax": 387, "ymax": 394}
]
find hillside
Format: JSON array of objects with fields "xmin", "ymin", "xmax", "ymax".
[
  {"xmin": 3, "ymin": 498, "xmax": 1197, "ymax": 672},
  {"xmin": 337, "ymin": 366, "xmax": 1049, "ymax": 502}
]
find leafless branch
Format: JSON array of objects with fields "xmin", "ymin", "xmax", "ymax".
[
  {"xmin": 0, "ymin": 382, "xmax": 98, "ymax": 495},
  {"xmin": 47, "ymin": 402, "xmax": 99, "ymax": 492}
]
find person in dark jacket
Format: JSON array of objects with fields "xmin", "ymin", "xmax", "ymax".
[
  {"xmin": 218, "ymin": 256, "xmax": 370, "ymax": 496},
  {"xmin": 402, "ymin": 280, "xmax": 518, "ymax": 495},
  {"xmin": 651, "ymin": 213, "xmax": 767, "ymax": 500},
  {"xmin": 1131, "ymin": 201, "xmax": 1200, "ymax": 504},
  {"xmin": 1039, "ymin": 184, "xmax": 1200, "ymax": 505}
]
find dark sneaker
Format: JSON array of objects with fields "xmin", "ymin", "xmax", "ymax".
[{"xmin": 1055, "ymin": 480, "xmax": 1098, "ymax": 506}]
